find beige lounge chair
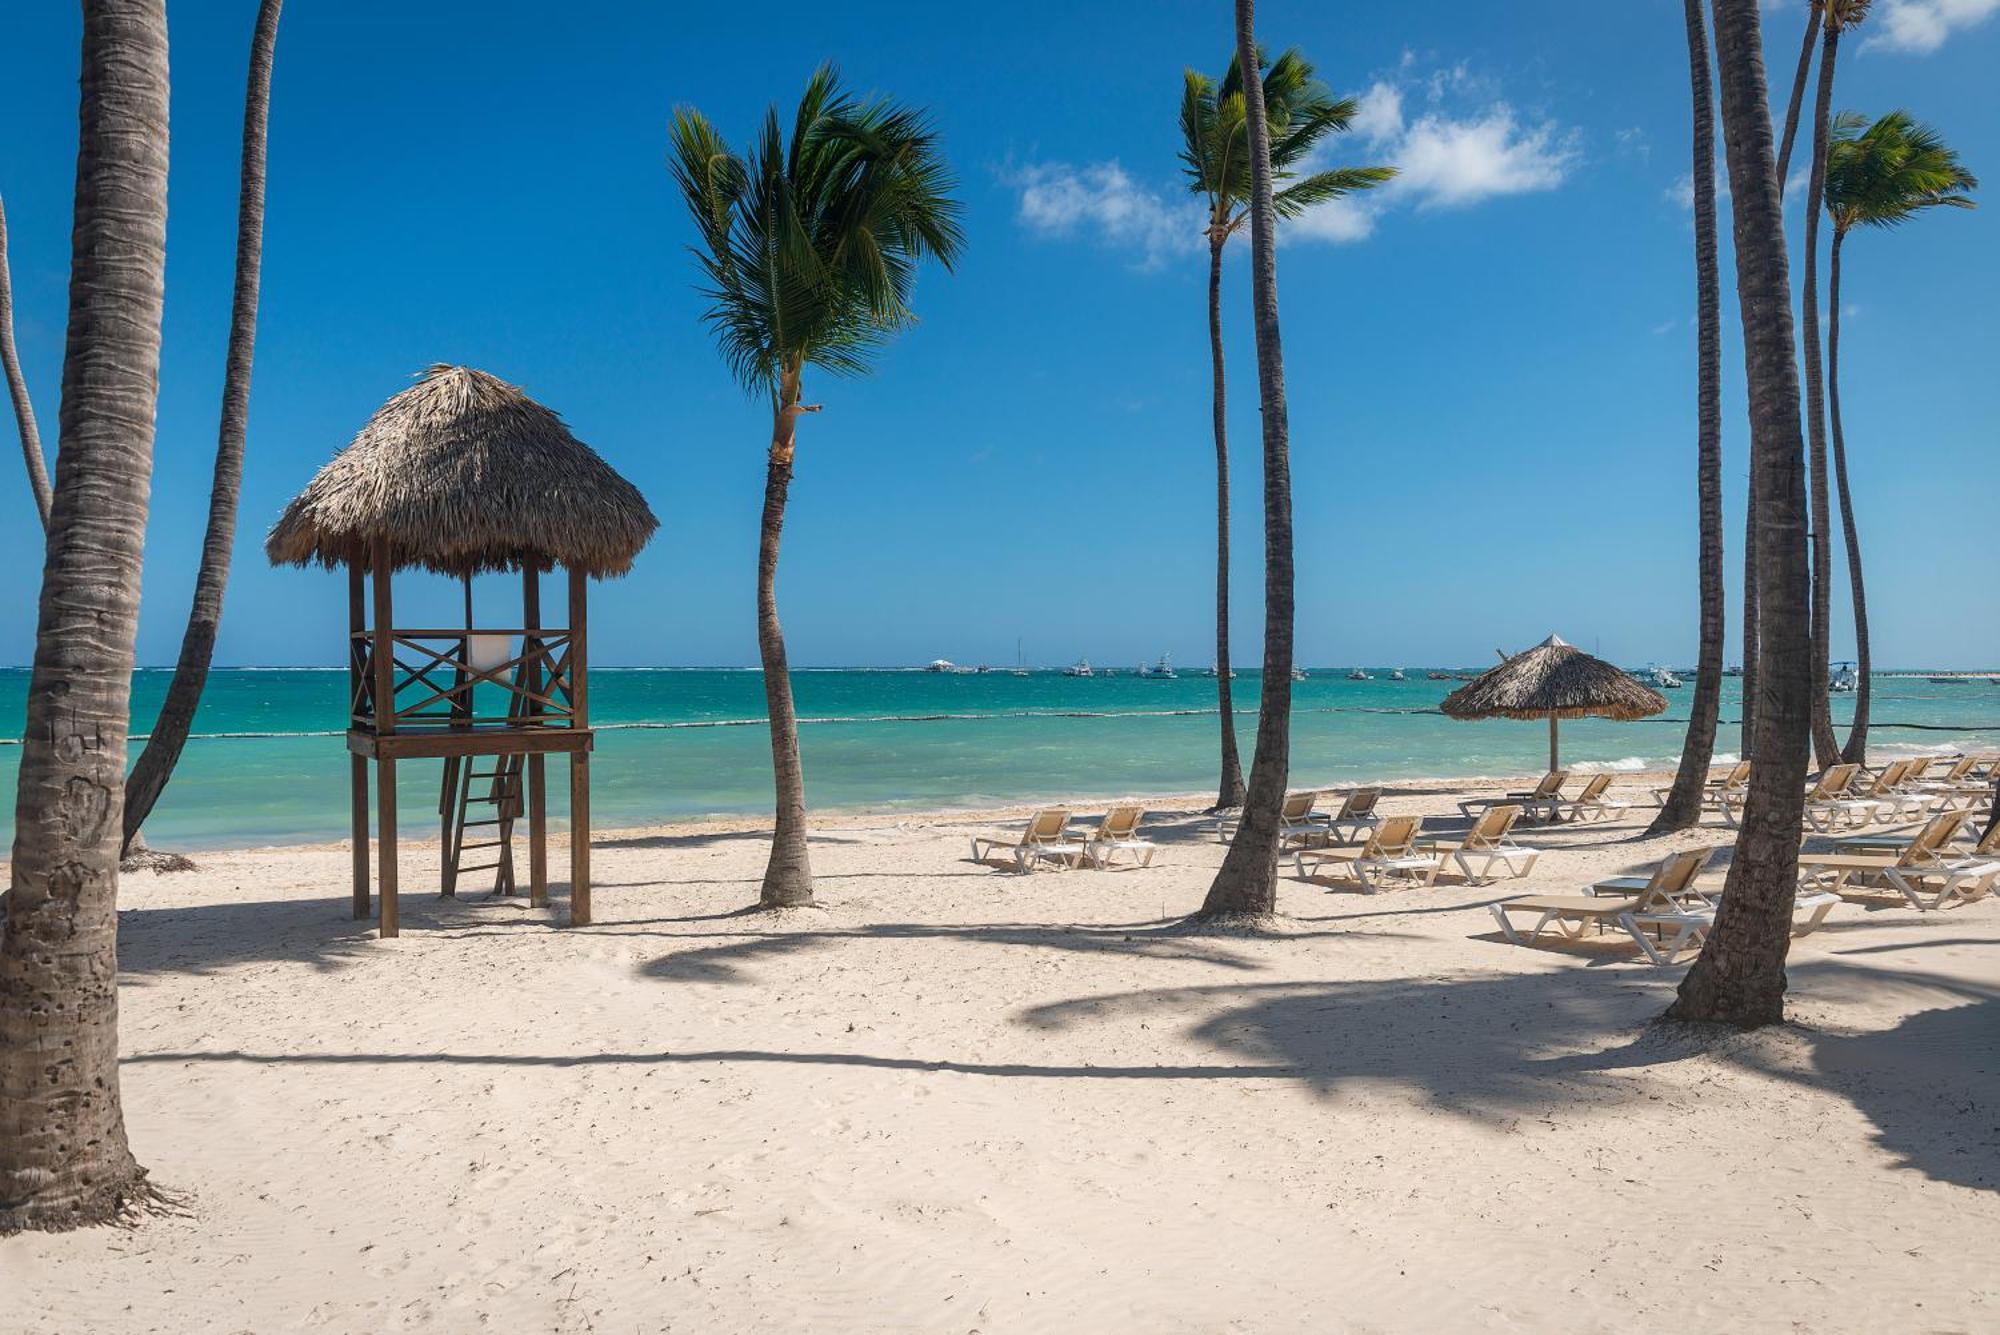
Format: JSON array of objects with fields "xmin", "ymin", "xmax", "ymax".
[
  {"xmin": 1325, "ymin": 786, "xmax": 1384, "ymax": 844},
  {"xmin": 1490, "ymin": 848, "xmax": 1712, "ymax": 963},
  {"xmin": 1074, "ymin": 804, "xmax": 1156, "ymax": 870},
  {"xmin": 1559, "ymin": 773, "xmax": 1631, "ymax": 824},
  {"xmin": 1462, "ymin": 770, "xmax": 1567, "ymax": 820},
  {"xmin": 1215, "ymin": 790, "xmax": 1330, "ymax": 848},
  {"xmin": 1801, "ymin": 763, "xmax": 1872, "ymax": 832},
  {"xmin": 971, "ymin": 808, "xmax": 1078, "ymax": 872},
  {"xmin": 1417, "ymin": 805, "xmax": 1543, "ymax": 886},
  {"xmin": 1835, "ymin": 811, "xmax": 2000, "ymax": 860},
  {"xmin": 1797, "ymin": 809, "xmax": 1995, "ymax": 909},
  {"xmin": 1653, "ymin": 759, "xmax": 1749, "ymax": 809},
  {"xmin": 1492, "ymin": 848, "xmax": 1837, "ymax": 965},
  {"xmin": 1294, "ymin": 815, "xmax": 1438, "ymax": 892},
  {"xmin": 1842, "ymin": 759, "xmax": 1932, "ymax": 824}
]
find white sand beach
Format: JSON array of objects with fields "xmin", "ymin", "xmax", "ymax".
[{"xmin": 5, "ymin": 775, "xmax": 1997, "ymax": 1333}]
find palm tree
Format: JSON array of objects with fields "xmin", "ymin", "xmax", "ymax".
[
  {"xmin": 669, "ymin": 68, "xmax": 963, "ymax": 910},
  {"xmin": 0, "ymin": 0, "xmax": 170, "ymax": 1230},
  {"xmin": 1745, "ymin": 0, "xmax": 1826, "ymax": 750},
  {"xmin": 1800, "ymin": 0, "xmax": 1871, "ymax": 770},
  {"xmin": 1196, "ymin": 0, "xmax": 1301, "ymax": 921},
  {"xmin": 1179, "ymin": 52, "xmax": 1391, "ymax": 812},
  {"xmin": 1651, "ymin": 0, "xmax": 1727, "ymax": 835},
  {"xmin": 1821, "ymin": 110, "xmax": 1976, "ymax": 764},
  {"xmin": 1669, "ymin": 0, "xmax": 1815, "ymax": 1028},
  {"xmin": 121, "ymin": 0, "xmax": 284, "ymax": 859},
  {"xmin": 0, "ymin": 194, "xmax": 53, "ymax": 529}
]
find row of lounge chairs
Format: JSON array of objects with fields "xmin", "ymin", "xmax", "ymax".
[{"xmin": 970, "ymin": 804, "xmax": 1157, "ymax": 872}]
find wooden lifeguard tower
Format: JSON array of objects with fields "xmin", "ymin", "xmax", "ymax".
[{"xmin": 267, "ymin": 365, "xmax": 658, "ymax": 937}]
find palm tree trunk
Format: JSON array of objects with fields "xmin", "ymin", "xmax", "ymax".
[
  {"xmin": 0, "ymin": 194, "xmax": 53, "ymax": 529},
  {"xmin": 1206, "ymin": 233, "xmax": 1246, "ymax": 811},
  {"xmin": 1774, "ymin": 3, "xmax": 1822, "ymax": 186},
  {"xmin": 1742, "ymin": 0, "xmax": 1819, "ymax": 760},
  {"xmin": 757, "ymin": 369, "xmax": 814, "ymax": 909},
  {"xmin": 1827, "ymin": 230, "xmax": 1870, "ymax": 764},
  {"xmin": 1197, "ymin": 0, "xmax": 1294, "ymax": 921},
  {"xmin": 1669, "ymin": 0, "xmax": 1813, "ymax": 1029},
  {"xmin": 1800, "ymin": 24, "xmax": 1841, "ymax": 770},
  {"xmin": 1653, "ymin": 0, "xmax": 1727, "ymax": 835},
  {"xmin": 0, "ymin": 0, "xmax": 170, "ymax": 1231},
  {"xmin": 121, "ymin": 0, "xmax": 282, "ymax": 856}
]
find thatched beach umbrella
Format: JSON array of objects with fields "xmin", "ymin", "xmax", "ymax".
[
  {"xmin": 266, "ymin": 364, "xmax": 657, "ymax": 576},
  {"xmin": 1439, "ymin": 634, "xmax": 1668, "ymax": 770}
]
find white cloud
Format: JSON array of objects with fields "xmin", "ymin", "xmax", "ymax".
[
  {"xmin": 1387, "ymin": 108, "xmax": 1577, "ymax": 208},
  {"xmin": 1339, "ymin": 63, "xmax": 1579, "ymax": 212},
  {"xmin": 1006, "ymin": 58, "xmax": 1576, "ymax": 262},
  {"xmin": 1008, "ymin": 160, "xmax": 1201, "ymax": 268},
  {"xmin": 1865, "ymin": 0, "xmax": 2000, "ymax": 53}
]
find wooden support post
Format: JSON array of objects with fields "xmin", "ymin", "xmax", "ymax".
[
  {"xmin": 348, "ymin": 561, "xmax": 368, "ymax": 918},
  {"xmin": 372, "ymin": 538, "xmax": 398, "ymax": 937},
  {"xmin": 570, "ymin": 752, "xmax": 591, "ymax": 926},
  {"xmin": 568, "ymin": 565, "xmax": 590, "ymax": 925},
  {"xmin": 371, "ymin": 536, "xmax": 396, "ymax": 737},
  {"xmin": 1549, "ymin": 713, "xmax": 1560, "ymax": 772},
  {"xmin": 528, "ymin": 756, "xmax": 548, "ymax": 907},
  {"xmin": 350, "ymin": 754, "xmax": 369, "ymax": 919},
  {"xmin": 524, "ymin": 566, "xmax": 548, "ymax": 905},
  {"xmin": 378, "ymin": 757, "xmax": 400, "ymax": 938}
]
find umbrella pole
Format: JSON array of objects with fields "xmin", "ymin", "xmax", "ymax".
[{"xmin": 1549, "ymin": 713, "xmax": 1559, "ymax": 771}]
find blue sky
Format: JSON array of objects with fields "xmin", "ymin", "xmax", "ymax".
[{"xmin": 0, "ymin": 0, "xmax": 1994, "ymax": 669}]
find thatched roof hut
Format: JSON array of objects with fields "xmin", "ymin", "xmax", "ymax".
[
  {"xmin": 1440, "ymin": 634, "xmax": 1667, "ymax": 768},
  {"xmin": 266, "ymin": 364, "xmax": 657, "ymax": 577}
]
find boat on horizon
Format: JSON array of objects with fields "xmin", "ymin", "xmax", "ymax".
[
  {"xmin": 1346, "ymin": 667, "xmax": 1372, "ymax": 681},
  {"xmin": 1063, "ymin": 658, "xmax": 1093, "ymax": 678},
  {"xmin": 1389, "ymin": 667, "xmax": 1407, "ymax": 682},
  {"xmin": 1642, "ymin": 664, "xmax": 1683, "ymax": 689},
  {"xmin": 1830, "ymin": 661, "xmax": 1859, "ymax": 692},
  {"xmin": 1138, "ymin": 654, "xmax": 1177, "ymax": 680},
  {"xmin": 1291, "ymin": 667, "xmax": 1309, "ymax": 682}
]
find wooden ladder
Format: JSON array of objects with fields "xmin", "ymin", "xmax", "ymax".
[{"xmin": 439, "ymin": 650, "xmax": 531, "ymax": 898}]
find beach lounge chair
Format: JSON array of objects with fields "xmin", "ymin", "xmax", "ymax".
[
  {"xmin": 1559, "ymin": 773, "xmax": 1631, "ymax": 824},
  {"xmin": 1653, "ymin": 759, "xmax": 1749, "ymax": 809},
  {"xmin": 1460, "ymin": 770, "xmax": 1568, "ymax": 821},
  {"xmin": 1835, "ymin": 810, "xmax": 2000, "ymax": 860},
  {"xmin": 1293, "ymin": 815, "xmax": 1438, "ymax": 892},
  {"xmin": 1217, "ymin": 790, "xmax": 1332, "ymax": 848},
  {"xmin": 1801, "ymin": 763, "xmax": 1872, "ymax": 832},
  {"xmin": 1489, "ymin": 848, "xmax": 1711, "ymax": 962},
  {"xmin": 971, "ymin": 808, "xmax": 1079, "ymax": 872},
  {"xmin": 1074, "ymin": 804, "xmax": 1157, "ymax": 870},
  {"xmin": 1491, "ymin": 848, "xmax": 1838, "ymax": 965},
  {"xmin": 1325, "ymin": 786, "xmax": 1383, "ymax": 844},
  {"xmin": 1796, "ymin": 809, "xmax": 1996, "ymax": 909},
  {"xmin": 1417, "ymin": 805, "xmax": 1543, "ymax": 886}
]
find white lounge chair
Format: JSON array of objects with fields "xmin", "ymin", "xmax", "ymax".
[
  {"xmin": 1417, "ymin": 805, "xmax": 1543, "ymax": 886},
  {"xmin": 971, "ymin": 808, "xmax": 1078, "ymax": 872},
  {"xmin": 1797, "ymin": 810, "xmax": 1994, "ymax": 909},
  {"xmin": 1216, "ymin": 790, "xmax": 1331, "ymax": 848},
  {"xmin": 1461, "ymin": 770, "xmax": 1567, "ymax": 821},
  {"xmin": 1294, "ymin": 815, "xmax": 1438, "ymax": 893},
  {"xmin": 1074, "ymin": 804, "xmax": 1157, "ymax": 870},
  {"xmin": 1559, "ymin": 773, "xmax": 1631, "ymax": 824},
  {"xmin": 1325, "ymin": 786, "xmax": 1383, "ymax": 844}
]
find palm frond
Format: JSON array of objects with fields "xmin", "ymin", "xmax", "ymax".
[
  {"xmin": 1825, "ymin": 108, "xmax": 1978, "ymax": 235},
  {"xmin": 1272, "ymin": 165, "xmax": 1397, "ymax": 218}
]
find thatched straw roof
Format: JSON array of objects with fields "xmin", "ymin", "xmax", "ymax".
[
  {"xmin": 1439, "ymin": 635, "xmax": 1668, "ymax": 722},
  {"xmin": 266, "ymin": 365, "xmax": 658, "ymax": 577}
]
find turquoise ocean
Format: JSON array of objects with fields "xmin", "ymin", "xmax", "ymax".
[{"xmin": 2, "ymin": 667, "xmax": 1996, "ymax": 852}]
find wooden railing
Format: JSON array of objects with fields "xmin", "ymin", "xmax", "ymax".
[{"xmin": 351, "ymin": 629, "xmax": 577, "ymax": 730}]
